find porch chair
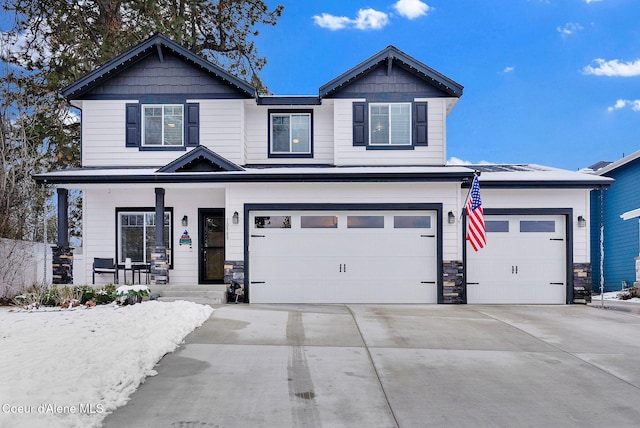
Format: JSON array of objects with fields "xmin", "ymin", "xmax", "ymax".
[{"xmin": 92, "ymin": 257, "xmax": 117, "ymax": 284}]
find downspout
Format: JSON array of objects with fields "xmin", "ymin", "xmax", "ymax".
[{"xmin": 599, "ymin": 186, "xmax": 605, "ymax": 307}]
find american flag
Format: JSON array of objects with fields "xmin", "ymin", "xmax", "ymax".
[{"xmin": 466, "ymin": 175, "xmax": 486, "ymax": 251}]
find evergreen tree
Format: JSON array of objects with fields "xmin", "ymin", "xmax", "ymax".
[{"xmin": 0, "ymin": 0, "xmax": 283, "ymax": 241}]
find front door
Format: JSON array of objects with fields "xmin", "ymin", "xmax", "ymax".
[{"xmin": 199, "ymin": 209, "xmax": 225, "ymax": 283}]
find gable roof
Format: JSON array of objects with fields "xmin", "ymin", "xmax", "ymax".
[
  {"xmin": 319, "ymin": 45, "xmax": 464, "ymax": 98},
  {"xmin": 157, "ymin": 146, "xmax": 244, "ymax": 173},
  {"xmin": 61, "ymin": 33, "xmax": 255, "ymax": 99},
  {"xmin": 590, "ymin": 150, "xmax": 640, "ymax": 176}
]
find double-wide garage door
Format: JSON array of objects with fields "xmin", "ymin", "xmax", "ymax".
[
  {"xmin": 249, "ymin": 210, "xmax": 438, "ymax": 303},
  {"xmin": 466, "ymin": 214, "xmax": 567, "ymax": 304}
]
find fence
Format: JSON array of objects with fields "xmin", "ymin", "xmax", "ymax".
[{"xmin": 0, "ymin": 238, "xmax": 52, "ymax": 299}]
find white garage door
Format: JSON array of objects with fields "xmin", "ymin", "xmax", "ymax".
[
  {"xmin": 249, "ymin": 210, "xmax": 438, "ymax": 303},
  {"xmin": 466, "ymin": 215, "xmax": 567, "ymax": 304}
]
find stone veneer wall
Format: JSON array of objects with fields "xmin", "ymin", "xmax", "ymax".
[
  {"xmin": 442, "ymin": 260, "xmax": 464, "ymax": 304},
  {"xmin": 224, "ymin": 260, "xmax": 245, "ymax": 302},
  {"xmin": 150, "ymin": 246, "xmax": 169, "ymax": 285},
  {"xmin": 52, "ymin": 246, "xmax": 73, "ymax": 285},
  {"xmin": 573, "ymin": 262, "xmax": 592, "ymax": 304},
  {"xmin": 224, "ymin": 260, "xmax": 245, "ymax": 285}
]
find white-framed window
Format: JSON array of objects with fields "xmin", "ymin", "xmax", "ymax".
[
  {"xmin": 369, "ymin": 103, "xmax": 411, "ymax": 145},
  {"xmin": 117, "ymin": 210, "xmax": 172, "ymax": 265},
  {"xmin": 269, "ymin": 111, "xmax": 312, "ymax": 155},
  {"xmin": 142, "ymin": 105, "xmax": 183, "ymax": 146}
]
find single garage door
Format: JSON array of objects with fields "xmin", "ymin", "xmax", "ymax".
[
  {"xmin": 249, "ymin": 210, "xmax": 438, "ymax": 303},
  {"xmin": 466, "ymin": 214, "xmax": 567, "ymax": 304}
]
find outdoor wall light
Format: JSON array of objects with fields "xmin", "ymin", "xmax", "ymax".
[
  {"xmin": 448, "ymin": 211, "xmax": 456, "ymax": 224},
  {"xmin": 232, "ymin": 211, "xmax": 239, "ymax": 225},
  {"xmin": 181, "ymin": 215, "xmax": 188, "ymax": 227},
  {"xmin": 578, "ymin": 215, "xmax": 586, "ymax": 227}
]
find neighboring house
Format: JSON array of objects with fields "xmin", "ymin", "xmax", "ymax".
[
  {"xmin": 35, "ymin": 34, "xmax": 612, "ymax": 304},
  {"xmin": 588, "ymin": 153, "xmax": 640, "ymax": 292}
]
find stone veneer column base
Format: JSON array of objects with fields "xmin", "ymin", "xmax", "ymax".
[
  {"xmin": 52, "ymin": 246, "xmax": 74, "ymax": 285},
  {"xmin": 573, "ymin": 263, "xmax": 592, "ymax": 304},
  {"xmin": 224, "ymin": 260, "xmax": 245, "ymax": 302},
  {"xmin": 442, "ymin": 260, "xmax": 464, "ymax": 304},
  {"xmin": 150, "ymin": 245, "xmax": 169, "ymax": 285}
]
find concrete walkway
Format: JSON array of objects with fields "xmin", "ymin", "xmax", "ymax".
[{"xmin": 103, "ymin": 304, "xmax": 640, "ymax": 428}]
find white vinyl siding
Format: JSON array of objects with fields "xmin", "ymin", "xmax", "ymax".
[
  {"xmin": 244, "ymin": 102, "xmax": 334, "ymax": 165},
  {"xmin": 334, "ymin": 98, "xmax": 448, "ymax": 166},
  {"xmin": 81, "ymin": 99, "xmax": 244, "ymax": 167},
  {"xmin": 464, "ymin": 188, "xmax": 592, "ymax": 263},
  {"xmin": 82, "ymin": 185, "xmax": 226, "ymax": 286}
]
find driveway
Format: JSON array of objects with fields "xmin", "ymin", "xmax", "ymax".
[{"xmin": 103, "ymin": 304, "xmax": 640, "ymax": 428}]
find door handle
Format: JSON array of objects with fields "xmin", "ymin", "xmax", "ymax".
[
  {"xmin": 339, "ymin": 263, "xmax": 347, "ymax": 273},
  {"xmin": 339, "ymin": 264, "xmax": 342, "ymax": 272}
]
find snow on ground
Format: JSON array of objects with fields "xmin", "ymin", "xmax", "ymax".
[
  {"xmin": 0, "ymin": 300, "xmax": 213, "ymax": 428},
  {"xmin": 592, "ymin": 291, "xmax": 640, "ymax": 303}
]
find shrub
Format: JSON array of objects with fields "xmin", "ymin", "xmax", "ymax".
[{"xmin": 94, "ymin": 284, "xmax": 116, "ymax": 305}]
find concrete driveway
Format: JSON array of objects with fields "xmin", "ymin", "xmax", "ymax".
[{"xmin": 103, "ymin": 304, "xmax": 640, "ymax": 428}]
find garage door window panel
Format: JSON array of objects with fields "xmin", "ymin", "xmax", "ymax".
[
  {"xmin": 347, "ymin": 216, "xmax": 384, "ymax": 228},
  {"xmin": 255, "ymin": 216, "xmax": 291, "ymax": 229},
  {"xmin": 520, "ymin": 221, "xmax": 555, "ymax": 233},
  {"xmin": 301, "ymin": 216, "xmax": 338, "ymax": 228},
  {"xmin": 393, "ymin": 215, "xmax": 431, "ymax": 229},
  {"xmin": 485, "ymin": 221, "xmax": 509, "ymax": 232}
]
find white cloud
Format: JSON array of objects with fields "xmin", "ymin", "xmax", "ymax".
[
  {"xmin": 393, "ymin": 0, "xmax": 431, "ymax": 19},
  {"xmin": 447, "ymin": 157, "xmax": 493, "ymax": 165},
  {"xmin": 607, "ymin": 99, "xmax": 640, "ymax": 112},
  {"xmin": 583, "ymin": 58, "xmax": 640, "ymax": 77},
  {"xmin": 354, "ymin": 8, "xmax": 390, "ymax": 30},
  {"xmin": 557, "ymin": 22, "xmax": 583, "ymax": 36},
  {"xmin": 585, "ymin": 0, "xmax": 603, "ymax": 3},
  {"xmin": 503, "ymin": 66, "xmax": 515, "ymax": 73},
  {"xmin": 312, "ymin": 13, "xmax": 352, "ymax": 30},
  {"xmin": 313, "ymin": 8, "xmax": 389, "ymax": 31}
]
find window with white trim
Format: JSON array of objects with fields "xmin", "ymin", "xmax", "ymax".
[
  {"xmin": 269, "ymin": 111, "xmax": 312, "ymax": 155},
  {"xmin": 117, "ymin": 210, "xmax": 172, "ymax": 265},
  {"xmin": 369, "ymin": 103, "xmax": 411, "ymax": 145},
  {"xmin": 142, "ymin": 105, "xmax": 183, "ymax": 146}
]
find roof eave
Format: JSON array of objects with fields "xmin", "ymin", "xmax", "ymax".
[
  {"xmin": 319, "ymin": 46, "xmax": 464, "ymax": 98},
  {"xmin": 61, "ymin": 33, "xmax": 256, "ymax": 100}
]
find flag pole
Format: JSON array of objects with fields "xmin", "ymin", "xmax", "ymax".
[{"xmin": 460, "ymin": 170, "xmax": 481, "ymax": 220}]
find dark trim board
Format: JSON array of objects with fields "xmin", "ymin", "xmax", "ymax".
[
  {"xmin": 34, "ymin": 170, "xmax": 474, "ymax": 185},
  {"xmin": 462, "ymin": 208, "xmax": 574, "ymax": 304},
  {"xmin": 243, "ymin": 203, "xmax": 443, "ymax": 304}
]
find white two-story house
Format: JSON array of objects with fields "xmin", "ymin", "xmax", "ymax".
[{"xmin": 36, "ymin": 34, "xmax": 611, "ymax": 304}]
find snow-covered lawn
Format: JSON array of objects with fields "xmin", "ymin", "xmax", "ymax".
[
  {"xmin": 0, "ymin": 300, "xmax": 213, "ymax": 428},
  {"xmin": 592, "ymin": 290, "xmax": 640, "ymax": 303}
]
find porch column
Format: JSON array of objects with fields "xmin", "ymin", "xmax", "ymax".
[
  {"xmin": 151, "ymin": 188, "xmax": 169, "ymax": 285},
  {"xmin": 52, "ymin": 188, "xmax": 73, "ymax": 284}
]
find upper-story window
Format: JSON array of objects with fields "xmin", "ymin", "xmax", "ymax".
[
  {"xmin": 126, "ymin": 102, "xmax": 198, "ymax": 150},
  {"xmin": 369, "ymin": 103, "xmax": 411, "ymax": 146},
  {"xmin": 353, "ymin": 101, "xmax": 427, "ymax": 149},
  {"xmin": 268, "ymin": 109, "xmax": 313, "ymax": 157},
  {"xmin": 142, "ymin": 105, "xmax": 184, "ymax": 146}
]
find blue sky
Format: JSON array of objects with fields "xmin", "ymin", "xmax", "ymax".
[{"xmin": 255, "ymin": 0, "xmax": 640, "ymax": 170}]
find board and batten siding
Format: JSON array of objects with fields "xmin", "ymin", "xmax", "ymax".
[
  {"xmin": 226, "ymin": 181, "xmax": 460, "ymax": 262},
  {"xmin": 333, "ymin": 98, "xmax": 448, "ymax": 166},
  {"xmin": 243, "ymin": 102, "xmax": 334, "ymax": 165},
  {"xmin": 470, "ymin": 188, "xmax": 591, "ymax": 263},
  {"xmin": 81, "ymin": 99, "xmax": 245, "ymax": 167}
]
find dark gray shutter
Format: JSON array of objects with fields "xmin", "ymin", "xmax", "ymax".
[
  {"xmin": 125, "ymin": 103, "xmax": 140, "ymax": 147},
  {"xmin": 414, "ymin": 102, "xmax": 428, "ymax": 146},
  {"xmin": 352, "ymin": 102, "xmax": 367, "ymax": 146},
  {"xmin": 185, "ymin": 103, "xmax": 200, "ymax": 147}
]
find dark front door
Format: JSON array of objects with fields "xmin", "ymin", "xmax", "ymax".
[{"xmin": 199, "ymin": 209, "xmax": 225, "ymax": 283}]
